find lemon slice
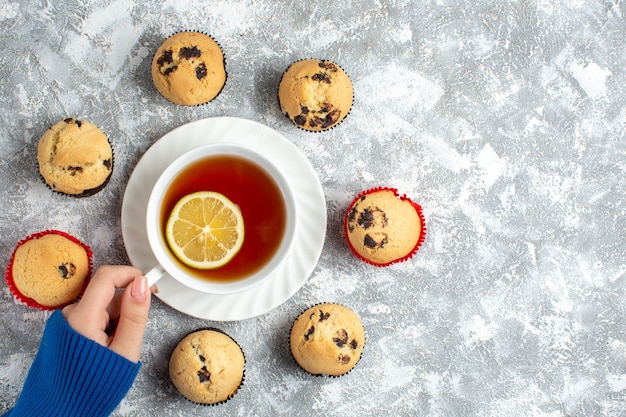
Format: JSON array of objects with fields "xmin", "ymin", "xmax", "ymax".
[{"xmin": 165, "ymin": 191, "xmax": 244, "ymax": 269}]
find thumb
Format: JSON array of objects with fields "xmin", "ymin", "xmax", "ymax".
[{"xmin": 108, "ymin": 275, "xmax": 151, "ymax": 362}]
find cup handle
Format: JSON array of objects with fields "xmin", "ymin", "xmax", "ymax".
[{"xmin": 145, "ymin": 265, "xmax": 166, "ymax": 287}]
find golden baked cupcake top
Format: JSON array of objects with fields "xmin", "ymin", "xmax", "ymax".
[
  {"xmin": 290, "ymin": 303, "xmax": 365, "ymax": 376},
  {"xmin": 169, "ymin": 329, "xmax": 245, "ymax": 405},
  {"xmin": 344, "ymin": 188, "xmax": 425, "ymax": 266},
  {"xmin": 7, "ymin": 231, "xmax": 92, "ymax": 309},
  {"xmin": 152, "ymin": 32, "xmax": 226, "ymax": 106},
  {"xmin": 278, "ymin": 59, "xmax": 353, "ymax": 131},
  {"xmin": 37, "ymin": 118, "xmax": 113, "ymax": 196}
]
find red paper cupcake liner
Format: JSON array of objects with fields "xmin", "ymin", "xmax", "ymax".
[
  {"xmin": 343, "ymin": 186, "xmax": 426, "ymax": 267},
  {"xmin": 5, "ymin": 230, "xmax": 94, "ymax": 310}
]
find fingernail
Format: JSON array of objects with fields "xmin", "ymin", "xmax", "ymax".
[{"xmin": 131, "ymin": 276, "xmax": 148, "ymax": 301}]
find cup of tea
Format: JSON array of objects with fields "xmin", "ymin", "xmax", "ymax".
[{"xmin": 145, "ymin": 142, "xmax": 297, "ymax": 295}]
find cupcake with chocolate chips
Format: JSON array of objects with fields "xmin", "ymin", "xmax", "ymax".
[
  {"xmin": 344, "ymin": 187, "xmax": 426, "ymax": 267},
  {"xmin": 169, "ymin": 329, "xmax": 245, "ymax": 405},
  {"xmin": 278, "ymin": 59, "xmax": 353, "ymax": 131},
  {"xmin": 152, "ymin": 31, "xmax": 226, "ymax": 106},
  {"xmin": 290, "ymin": 303, "xmax": 365, "ymax": 376},
  {"xmin": 5, "ymin": 230, "xmax": 93, "ymax": 310},
  {"xmin": 37, "ymin": 118, "xmax": 113, "ymax": 197}
]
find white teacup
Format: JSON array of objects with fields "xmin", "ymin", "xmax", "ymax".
[{"xmin": 145, "ymin": 142, "xmax": 297, "ymax": 295}]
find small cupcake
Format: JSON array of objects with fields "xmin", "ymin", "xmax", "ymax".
[
  {"xmin": 5, "ymin": 230, "xmax": 93, "ymax": 310},
  {"xmin": 152, "ymin": 31, "xmax": 227, "ymax": 106},
  {"xmin": 37, "ymin": 117, "xmax": 113, "ymax": 197},
  {"xmin": 344, "ymin": 187, "xmax": 426, "ymax": 267},
  {"xmin": 169, "ymin": 329, "xmax": 245, "ymax": 405},
  {"xmin": 290, "ymin": 303, "xmax": 365, "ymax": 377},
  {"xmin": 278, "ymin": 59, "xmax": 353, "ymax": 131}
]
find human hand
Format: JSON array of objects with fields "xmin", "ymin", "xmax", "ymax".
[{"xmin": 62, "ymin": 265, "xmax": 156, "ymax": 363}]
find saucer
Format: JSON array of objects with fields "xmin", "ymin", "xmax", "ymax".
[{"xmin": 121, "ymin": 117, "xmax": 326, "ymax": 321}]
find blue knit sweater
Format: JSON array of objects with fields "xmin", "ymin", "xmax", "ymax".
[{"xmin": 3, "ymin": 310, "xmax": 140, "ymax": 417}]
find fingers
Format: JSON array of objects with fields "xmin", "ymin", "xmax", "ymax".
[
  {"xmin": 63, "ymin": 265, "xmax": 151, "ymax": 354},
  {"xmin": 62, "ymin": 265, "xmax": 156, "ymax": 362},
  {"xmin": 106, "ymin": 284, "xmax": 158, "ymax": 323},
  {"xmin": 79, "ymin": 265, "xmax": 144, "ymax": 313},
  {"xmin": 108, "ymin": 275, "xmax": 151, "ymax": 362},
  {"xmin": 105, "ymin": 290, "xmax": 124, "ymax": 322}
]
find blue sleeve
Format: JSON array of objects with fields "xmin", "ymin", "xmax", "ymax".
[{"xmin": 3, "ymin": 310, "xmax": 141, "ymax": 417}]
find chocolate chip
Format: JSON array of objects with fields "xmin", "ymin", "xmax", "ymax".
[
  {"xmin": 197, "ymin": 366, "xmax": 211, "ymax": 383},
  {"xmin": 321, "ymin": 109, "xmax": 340, "ymax": 128},
  {"xmin": 309, "ymin": 117, "xmax": 322, "ymax": 128},
  {"xmin": 199, "ymin": 355, "xmax": 206, "ymax": 362},
  {"xmin": 103, "ymin": 159, "xmax": 112, "ymax": 170},
  {"xmin": 318, "ymin": 61, "xmax": 338, "ymax": 72},
  {"xmin": 156, "ymin": 50, "xmax": 173, "ymax": 66},
  {"xmin": 163, "ymin": 65, "xmax": 177, "ymax": 76},
  {"xmin": 358, "ymin": 207, "xmax": 386, "ymax": 229},
  {"xmin": 338, "ymin": 354, "xmax": 351, "ymax": 364},
  {"xmin": 319, "ymin": 311, "xmax": 330, "ymax": 321},
  {"xmin": 61, "ymin": 117, "xmax": 81, "ymax": 127},
  {"xmin": 304, "ymin": 326, "xmax": 315, "ymax": 341},
  {"xmin": 58, "ymin": 265, "xmax": 68, "ymax": 278},
  {"xmin": 195, "ymin": 63, "xmax": 207, "ymax": 80},
  {"xmin": 300, "ymin": 105, "xmax": 309, "ymax": 114},
  {"xmin": 363, "ymin": 233, "xmax": 388, "ymax": 249},
  {"xmin": 321, "ymin": 102, "xmax": 334, "ymax": 112},
  {"xmin": 333, "ymin": 329, "xmax": 349, "ymax": 347},
  {"xmin": 310, "ymin": 110, "xmax": 340, "ymax": 129},
  {"xmin": 58, "ymin": 262, "xmax": 76, "ymax": 279},
  {"xmin": 180, "ymin": 46, "xmax": 202, "ymax": 60},
  {"xmin": 312, "ymin": 72, "xmax": 331, "ymax": 83},
  {"xmin": 67, "ymin": 166, "xmax": 83, "ymax": 176},
  {"xmin": 350, "ymin": 340, "xmax": 358, "ymax": 349},
  {"xmin": 294, "ymin": 114, "xmax": 307, "ymax": 126},
  {"xmin": 348, "ymin": 208, "xmax": 357, "ymax": 230},
  {"xmin": 358, "ymin": 209, "xmax": 374, "ymax": 229}
]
